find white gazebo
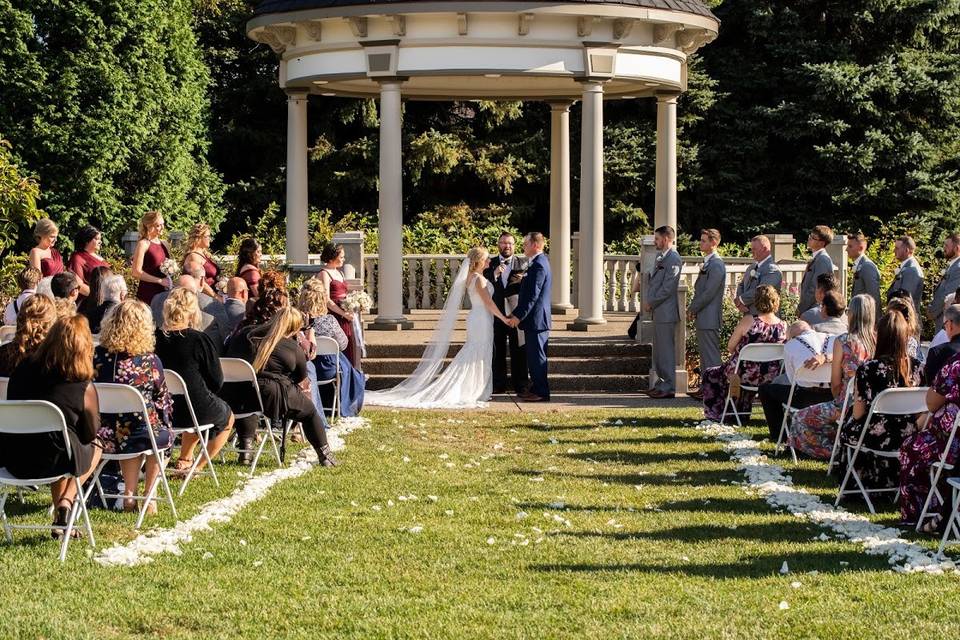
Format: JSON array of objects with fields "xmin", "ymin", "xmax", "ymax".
[{"xmin": 247, "ymin": 0, "xmax": 718, "ymax": 329}]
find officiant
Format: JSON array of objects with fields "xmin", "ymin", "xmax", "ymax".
[{"xmin": 484, "ymin": 232, "xmax": 528, "ymax": 395}]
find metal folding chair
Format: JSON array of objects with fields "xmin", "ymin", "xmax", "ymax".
[
  {"xmin": 937, "ymin": 477, "xmax": 960, "ymax": 557},
  {"xmin": 219, "ymin": 358, "xmax": 281, "ymax": 475},
  {"xmin": 314, "ymin": 336, "xmax": 342, "ymax": 422},
  {"xmin": 0, "ymin": 377, "xmax": 8, "ymax": 401},
  {"xmin": 719, "ymin": 343, "xmax": 785, "ymax": 426},
  {"xmin": 835, "ymin": 387, "xmax": 928, "ymax": 514},
  {"xmin": 776, "ymin": 362, "xmax": 833, "ymax": 462},
  {"xmin": 163, "ymin": 370, "xmax": 219, "ymax": 497},
  {"xmin": 916, "ymin": 409, "xmax": 960, "ymax": 532},
  {"xmin": 826, "ymin": 377, "xmax": 857, "ymax": 476},
  {"xmin": 0, "ymin": 400, "xmax": 96, "ymax": 561},
  {"xmin": 87, "ymin": 383, "xmax": 178, "ymax": 529}
]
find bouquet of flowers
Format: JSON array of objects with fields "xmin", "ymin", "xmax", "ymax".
[
  {"xmin": 160, "ymin": 258, "xmax": 181, "ymax": 279},
  {"xmin": 343, "ymin": 290, "xmax": 373, "ymax": 314},
  {"xmin": 214, "ymin": 275, "xmax": 229, "ymax": 295}
]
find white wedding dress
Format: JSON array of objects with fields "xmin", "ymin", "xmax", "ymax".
[{"xmin": 365, "ymin": 268, "xmax": 494, "ymax": 409}]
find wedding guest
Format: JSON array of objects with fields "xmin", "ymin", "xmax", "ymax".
[
  {"xmin": 154, "ymin": 288, "xmax": 235, "ymax": 476},
  {"xmin": 927, "ymin": 233, "xmax": 960, "ymax": 329},
  {"xmin": 701, "ymin": 285, "xmax": 787, "ymax": 421},
  {"xmin": 150, "ymin": 271, "xmax": 226, "ymax": 350},
  {"xmin": 28, "ymin": 218, "xmax": 64, "ymax": 277},
  {"xmin": 643, "ymin": 226, "xmax": 682, "ymax": 399},
  {"xmin": 900, "ymin": 304, "xmax": 960, "ymax": 529},
  {"xmin": 36, "ymin": 276, "xmax": 54, "ymax": 300},
  {"xmin": 735, "ymin": 235, "xmax": 782, "ymax": 315},
  {"xmin": 925, "ymin": 301, "xmax": 960, "ymax": 383},
  {"xmin": 484, "ymin": 232, "xmax": 528, "ymax": 395},
  {"xmin": 88, "ymin": 274, "xmax": 127, "ymax": 334},
  {"xmin": 54, "ymin": 298, "xmax": 77, "ymax": 319},
  {"xmin": 788, "ymin": 294, "xmax": 876, "ymax": 459},
  {"xmin": 317, "ymin": 243, "xmax": 358, "ymax": 367},
  {"xmin": 3, "ymin": 266, "xmax": 41, "ymax": 325},
  {"xmin": 886, "ymin": 235, "xmax": 924, "ymax": 311},
  {"xmin": 798, "ymin": 225, "xmax": 836, "ymax": 315},
  {"xmin": 131, "ymin": 210, "xmax": 172, "ymax": 305},
  {"xmin": 3, "ymin": 315, "xmax": 102, "ymax": 536},
  {"xmin": 236, "ymin": 238, "xmax": 262, "ymax": 300},
  {"xmin": 848, "ymin": 232, "xmax": 881, "ymax": 313},
  {"xmin": 93, "ymin": 298, "xmax": 173, "ymax": 514},
  {"xmin": 809, "ymin": 290, "xmax": 849, "ymax": 336},
  {"xmin": 66, "ymin": 225, "xmax": 109, "ymax": 300},
  {"xmin": 758, "ymin": 321, "xmax": 834, "ymax": 441},
  {"xmin": 77, "ymin": 266, "xmax": 113, "ymax": 332},
  {"xmin": 0, "ymin": 295, "xmax": 57, "ymax": 376},
  {"xmin": 798, "ymin": 273, "xmax": 839, "ymax": 325},
  {"xmin": 298, "ymin": 279, "xmax": 365, "ymax": 417},
  {"xmin": 223, "ymin": 277, "xmax": 248, "ymax": 334},
  {"xmin": 837, "ymin": 310, "xmax": 921, "ymax": 490},
  {"xmin": 51, "ymin": 272, "xmax": 80, "ymax": 308},
  {"xmin": 688, "ymin": 229, "xmax": 727, "ymax": 380},
  {"xmin": 887, "ymin": 295, "xmax": 922, "ymax": 360},
  {"xmin": 182, "ymin": 222, "xmax": 222, "ymax": 300}
]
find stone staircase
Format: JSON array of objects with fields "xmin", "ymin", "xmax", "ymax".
[{"xmin": 363, "ymin": 311, "xmax": 651, "ymax": 393}]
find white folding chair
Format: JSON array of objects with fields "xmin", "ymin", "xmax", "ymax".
[
  {"xmin": 87, "ymin": 383, "xmax": 178, "ymax": 529},
  {"xmin": 219, "ymin": 358, "xmax": 282, "ymax": 475},
  {"xmin": 835, "ymin": 387, "xmax": 928, "ymax": 514},
  {"xmin": 719, "ymin": 343, "xmax": 785, "ymax": 426},
  {"xmin": 919, "ymin": 342, "xmax": 931, "ymax": 363},
  {"xmin": 0, "ymin": 377, "xmax": 8, "ymax": 401},
  {"xmin": 163, "ymin": 370, "xmax": 219, "ymax": 497},
  {"xmin": 0, "ymin": 400, "xmax": 96, "ymax": 562},
  {"xmin": 937, "ymin": 477, "xmax": 960, "ymax": 557},
  {"xmin": 0, "ymin": 325, "xmax": 15, "ymax": 344},
  {"xmin": 776, "ymin": 363, "xmax": 833, "ymax": 462},
  {"xmin": 916, "ymin": 409, "xmax": 960, "ymax": 532},
  {"xmin": 826, "ymin": 377, "xmax": 857, "ymax": 475},
  {"xmin": 314, "ymin": 336, "xmax": 341, "ymax": 422}
]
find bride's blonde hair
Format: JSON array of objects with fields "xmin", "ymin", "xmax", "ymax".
[{"xmin": 467, "ymin": 247, "xmax": 488, "ymax": 273}]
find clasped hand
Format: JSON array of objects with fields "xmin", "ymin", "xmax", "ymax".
[{"xmin": 502, "ymin": 315, "xmax": 520, "ymax": 328}]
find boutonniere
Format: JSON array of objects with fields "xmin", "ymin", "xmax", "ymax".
[{"xmin": 749, "ymin": 268, "xmax": 757, "ymax": 279}]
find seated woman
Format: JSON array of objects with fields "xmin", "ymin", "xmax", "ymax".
[
  {"xmin": 154, "ymin": 288, "xmax": 235, "ymax": 476},
  {"xmin": 788, "ymin": 294, "xmax": 876, "ymax": 459},
  {"xmin": 886, "ymin": 294, "xmax": 921, "ymax": 361},
  {"xmin": 77, "ymin": 266, "xmax": 114, "ymax": 333},
  {"xmin": 0, "ymin": 295, "xmax": 58, "ymax": 376},
  {"xmin": 298, "ymin": 280, "xmax": 364, "ymax": 417},
  {"xmin": 3, "ymin": 315, "xmax": 102, "ymax": 536},
  {"xmin": 228, "ymin": 306, "xmax": 338, "ymax": 467},
  {"xmin": 701, "ymin": 285, "xmax": 787, "ymax": 422},
  {"xmin": 93, "ymin": 298, "xmax": 173, "ymax": 514},
  {"xmin": 837, "ymin": 309, "xmax": 921, "ymax": 490}
]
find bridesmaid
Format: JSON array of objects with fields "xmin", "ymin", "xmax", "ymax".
[
  {"xmin": 67, "ymin": 225, "xmax": 109, "ymax": 301},
  {"xmin": 131, "ymin": 211, "xmax": 172, "ymax": 305},
  {"xmin": 317, "ymin": 243, "xmax": 358, "ymax": 368},
  {"xmin": 29, "ymin": 218, "xmax": 64, "ymax": 277},
  {"xmin": 182, "ymin": 222, "xmax": 221, "ymax": 300},
  {"xmin": 236, "ymin": 238, "xmax": 262, "ymax": 300}
]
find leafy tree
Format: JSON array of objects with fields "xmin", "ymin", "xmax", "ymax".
[{"xmin": 0, "ymin": 137, "xmax": 42, "ymax": 254}]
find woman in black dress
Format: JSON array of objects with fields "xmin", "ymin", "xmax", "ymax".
[
  {"xmin": 3, "ymin": 315, "xmax": 102, "ymax": 535},
  {"xmin": 155, "ymin": 288, "xmax": 235, "ymax": 475}
]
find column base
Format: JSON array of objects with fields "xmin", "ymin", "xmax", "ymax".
[
  {"xmin": 551, "ymin": 303, "xmax": 575, "ymax": 316},
  {"xmin": 567, "ymin": 317, "xmax": 608, "ymax": 331},
  {"xmin": 367, "ymin": 317, "xmax": 415, "ymax": 331}
]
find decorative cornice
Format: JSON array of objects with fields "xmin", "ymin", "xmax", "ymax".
[
  {"xmin": 675, "ymin": 27, "xmax": 714, "ymax": 54},
  {"xmin": 260, "ymin": 25, "xmax": 297, "ymax": 52}
]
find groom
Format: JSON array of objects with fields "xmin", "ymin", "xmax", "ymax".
[{"xmin": 507, "ymin": 232, "xmax": 551, "ymax": 402}]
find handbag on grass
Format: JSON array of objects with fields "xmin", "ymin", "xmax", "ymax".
[{"xmin": 727, "ymin": 371, "xmax": 742, "ymax": 399}]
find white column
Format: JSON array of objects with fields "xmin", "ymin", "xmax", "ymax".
[
  {"xmin": 549, "ymin": 101, "xmax": 573, "ymax": 313},
  {"xmin": 572, "ymin": 81, "xmax": 606, "ymax": 328},
  {"xmin": 372, "ymin": 80, "xmax": 411, "ymax": 329},
  {"xmin": 654, "ymin": 93, "xmax": 678, "ymax": 231},
  {"xmin": 285, "ymin": 91, "xmax": 309, "ymax": 264}
]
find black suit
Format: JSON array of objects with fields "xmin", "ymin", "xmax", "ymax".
[
  {"xmin": 484, "ymin": 255, "xmax": 528, "ymax": 394},
  {"xmin": 924, "ymin": 335, "xmax": 960, "ymax": 385}
]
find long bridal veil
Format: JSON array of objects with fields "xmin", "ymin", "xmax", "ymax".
[{"xmin": 365, "ymin": 259, "xmax": 471, "ymax": 402}]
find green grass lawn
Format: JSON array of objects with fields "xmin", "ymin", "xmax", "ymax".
[{"xmin": 2, "ymin": 407, "xmax": 958, "ymax": 639}]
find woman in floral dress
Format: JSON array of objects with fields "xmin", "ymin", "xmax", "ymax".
[
  {"xmin": 838, "ymin": 310, "xmax": 921, "ymax": 490},
  {"xmin": 788, "ymin": 295, "xmax": 875, "ymax": 459},
  {"xmin": 702, "ymin": 285, "xmax": 787, "ymax": 422}
]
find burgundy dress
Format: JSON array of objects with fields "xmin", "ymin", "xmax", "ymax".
[
  {"xmin": 328, "ymin": 276, "xmax": 358, "ymax": 367},
  {"xmin": 136, "ymin": 241, "xmax": 170, "ymax": 304},
  {"xmin": 239, "ymin": 266, "xmax": 262, "ymax": 299},
  {"xmin": 68, "ymin": 250, "xmax": 110, "ymax": 304},
  {"xmin": 187, "ymin": 251, "xmax": 220, "ymax": 289},
  {"xmin": 39, "ymin": 247, "xmax": 64, "ymax": 277}
]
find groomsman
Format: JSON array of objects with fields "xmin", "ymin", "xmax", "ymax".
[
  {"xmin": 484, "ymin": 232, "xmax": 527, "ymax": 395},
  {"xmin": 847, "ymin": 232, "xmax": 881, "ymax": 313},
  {"xmin": 887, "ymin": 235, "xmax": 924, "ymax": 310},
  {"xmin": 797, "ymin": 225, "xmax": 836, "ymax": 315},
  {"xmin": 644, "ymin": 225, "xmax": 682, "ymax": 399},
  {"xmin": 927, "ymin": 233, "xmax": 960, "ymax": 330},
  {"xmin": 687, "ymin": 229, "xmax": 726, "ymax": 372},
  {"xmin": 735, "ymin": 235, "xmax": 782, "ymax": 315}
]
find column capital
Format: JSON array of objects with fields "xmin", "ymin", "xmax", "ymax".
[
  {"xmin": 376, "ymin": 78, "xmax": 408, "ymax": 88},
  {"xmin": 285, "ymin": 90, "xmax": 309, "ymax": 101},
  {"xmin": 577, "ymin": 80, "xmax": 606, "ymax": 92},
  {"xmin": 546, "ymin": 100, "xmax": 574, "ymax": 111},
  {"xmin": 655, "ymin": 91, "xmax": 681, "ymax": 103}
]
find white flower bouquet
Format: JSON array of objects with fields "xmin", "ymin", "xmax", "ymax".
[
  {"xmin": 160, "ymin": 258, "xmax": 181, "ymax": 279},
  {"xmin": 342, "ymin": 290, "xmax": 373, "ymax": 314},
  {"xmin": 215, "ymin": 275, "xmax": 229, "ymax": 295}
]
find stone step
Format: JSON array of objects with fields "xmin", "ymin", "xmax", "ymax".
[
  {"xmin": 362, "ymin": 356, "xmax": 650, "ymax": 376},
  {"xmin": 365, "ymin": 340, "xmax": 650, "ymax": 359},
  {"xmin": 366, "ymin": 373, "xmax": 649, "ymax": 393}
]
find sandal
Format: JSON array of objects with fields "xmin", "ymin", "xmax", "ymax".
[
  {"xmin": 920, "ymin": 515, "xmax": 943, "ymax": 535},
  {"xmin": 51, "ymin": 505, "xmax": 82, "ymax": 540},
  {"xmin": 170, "ymin": 458, "xmax": 195, "ymax": 479}
]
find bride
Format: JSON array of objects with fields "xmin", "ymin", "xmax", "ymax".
[{"xmin": 365, "ymin": 247, "xmax": 511, "ymax": 408}]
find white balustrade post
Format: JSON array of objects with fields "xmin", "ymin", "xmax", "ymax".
[
  {"xmin": 548, "ymin": 101, "xmax": 573, "ymax": 314},
  {"xmin": 333, "ymin": 230, "xmax": 365, "ymax": 291},
  {"xmin": 654, "ymin": 92, "xmax": 678, "ymax": 232},
  {"xmin": 772, "ymin": 234, "xmax": 796, "ymax": 263},
  {"xmin": 828, "ymin": 233, "xmax": 848, "ymax": 294},
  {"xmin": 370, "ymin": 80, "xmax": 412, "ymax": 330},
  {"xmin": 285, "ymin": 91, "xmax": 309, "ymax": 265},
  {"xmin": 570, "ymin": 81, "xmax": 607, "ymax": 330}
]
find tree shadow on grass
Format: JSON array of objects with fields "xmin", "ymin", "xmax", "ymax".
[
  {"xmin": 558, "ymin": 522, "xmax": 820, "ymax": 545},
  {"xmin": 563, "ymin": 450, "xmax": 728, "ymax": 466},
  {"xmin": 546, "ymin": 434, "xmax": 715, "ymax": 446},
  {"xmin": 513, "ymin": 467, "xmax": 738, "ymax": 487}
]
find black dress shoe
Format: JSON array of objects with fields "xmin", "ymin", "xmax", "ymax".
[
  {"xmin": 237, "ymin": 437, "xmax": 254, "ymax": 465},
  {"xmin": 647, "ymin": 389, "xmax": 676, "ymax": 399},
  {"xmin": 492, "ymin": 387, "xmax": 507, "ymax": 394}
]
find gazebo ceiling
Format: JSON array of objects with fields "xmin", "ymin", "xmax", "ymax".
[{"xmin": 248, "ymin": 0, "xmax": 719, "ymax": 100}]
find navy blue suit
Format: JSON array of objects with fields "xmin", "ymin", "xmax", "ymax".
[{"xmin": 511, "ymin": 253, "xmax": 552, "ymax": 399}]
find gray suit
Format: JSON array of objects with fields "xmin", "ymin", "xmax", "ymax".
[
  {"xmin": 812, "ymin": 315, "xmax": 848, "ymax": 336},
  {"xmin": 886, "ymin": 257, "xmax": 924, "ymax": 311},
  {"xmin": 688, "ymin": 254, "xmax": 726, "ymax": 369},
  {"xmin": 150, "ymin": 289, "xmax": 226, "ymax": 353},
  {"xmin": 928, "ymin": 259, "xmax": 960, "ymax": 329},
  {"xmin": 851, "ymin": 255, "xmax": 882, "ymax": 314},
  {"xmin": 224, "ymin": 298, "xmax": 247, "ymax": 335},
  {"xmin": 735, "ymin": 258, "xmax": 783, "ymax": 315},
  {"xmin": 798, "ymin": 251, "xmax": 835, "ymax": 315},
  {"xmin": 646, "ymin": 248, "xmax": 682, "ymax": 393}
]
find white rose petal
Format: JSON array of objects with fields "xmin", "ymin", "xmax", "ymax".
[
  {"xmin": 779, "ymin": 601, "xmax": 789, "ymax": 611},
  {"xmin": 487, "ymin": 537, "xmax": 496, "ymax": 545},
  {"xmin": 779, "ymin": 561, "xmax": 789, "ymax": 575}
]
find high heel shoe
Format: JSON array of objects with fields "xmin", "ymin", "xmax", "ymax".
[
  {"xmin": 237, "ymin": 437, "xmax": 255, "ymax": 465},
  {"xmin": 319, "ymin": 446, "xmax": 338, "ymax": 467}
]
